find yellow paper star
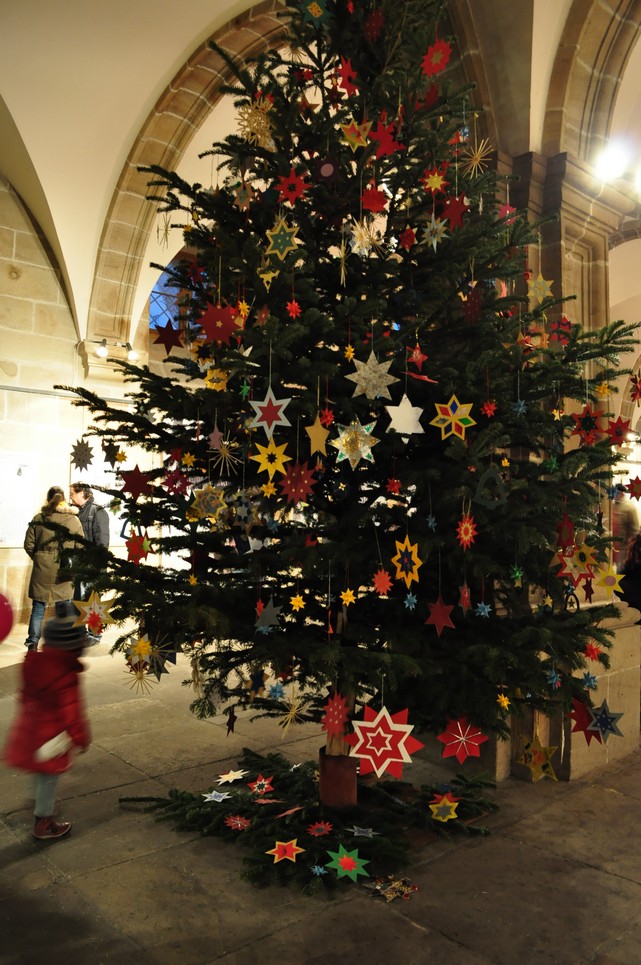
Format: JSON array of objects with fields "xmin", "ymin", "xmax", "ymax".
[
  {"xmin": 551, "ymin": 408, "xmax": 563, "ymax": 420},
  {"xmin": 595, "ymin": 381, "xmax": 611, "ymax": 398},
  {"xmin": 290, "ymin": 593, "xmax": 305, "ymax": 612},
  {"xmin": 305, "ymin": 414, "xmax": 329, "ymax": 455},
  {"xmin": 528, "ymin": 272, "xmax": 553, "ymax": 304},
  {"xmin": 391, "ymin": 534, "xmax": 423, "ymax": 589},
  {"xmin": 182, "ymin": 452, "xmax": 196, "ymax": 468},
  {"xmin": 595, "ymin": 563, "xmax": 624, "ymax": 599},
  {"xmin": 340, "ymin": 118, "xmax": 372, "ymax": 152},
  {"xmin": 204, "ymin": 367, "xmax": 229, "ymax": 391},
  {"xmin": 265, "ymin": 838, "xmax": 305, "ymax": 863},
  {"xmin": 340, "ymin": 588, "xmax": 356, "ymax": 606},
  {"xmin": 261, "ymin": 480, "xmax": 277, "ymax": 497},
  {"xmin": 265, "ymin": 218, "xmax": 299, "ymax": 261},
  {"xmin": 497, "ymin": 693, "xmax": 511, "ymax": 711},
  {"xmin": 116, "ymin": 450, "xmax": 127, "ymax": 463},
  {"xmin": 344, "ymin": 343, "xmax": 355, "ymax": 361},
  {"xmin": 501, "ymin": 457, "xmax": 510, "ymax": 467},
  {"xmin": 517, "ymin": 733, "xmax": 558, "ymax": 781},
  {"xmin": 189, "ymin": 574, "xmax": 198, "ymax": 585},
  {"xmin": 429, "ymin": 792, "xmax": 459, "ymax": 822},
  {"xmin": 250, "ymin": 437, "xmax": 292, "ymax": 479}
]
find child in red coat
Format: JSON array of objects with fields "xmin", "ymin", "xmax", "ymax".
[{"xmin": 3, "ymin": 600, "xmax": 92, "ymax": 840}]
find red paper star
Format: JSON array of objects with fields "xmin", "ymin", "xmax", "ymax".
[
  {"xmin": 364, "ymin": 8, "xmax": 384, "ymax": 40},
  {"xmin": 125, "ymin": 531, "xmax": 151, "ymax": 564},
  {"xmin": 152, "ymin": 321, "xmax": 184, "ymax": 356},
  {"xmin": 425, "ymin": 595, "xmax": 455, "ymax": 636},
  {"xmin": 319, "ymin": 406, "xmax": 335, "ymax": 427},
  {"xmin": 458, "ymin": 583, "xmax": 472, "ymax": 614},
  {"xmin": 605, "ymin": 416, "xmax": 631, "ymax": 446},
  {"xmin": 420, "ymin": 163, "xmax": 449, "ymax": 194},
  {"xmin": 199, "ymin": 301, "xmax": 241, "ymax": 345},
  {"xmin": 277, "ymin": 167, "xmax": 308, "ymax": 205},
  {"xmin": 369, "ymin": 119, "xmax": 404, "ymax": 159},
  {"xmin": 567, "ymin": 698, "xmax": 602, "ymax": 746},
  {"xmin": 443, "ymin": 193, "xmax": 469, "ymax": 229},
  {"xmin": 436, "ymin": 716, "xmax": 489, "ymax": 764},
  {"xmin": 337, "ymin": 55, "xmax": 358, "ymax": 95},
  {"xmin": 556, "ymin": 512, "xmax": 575, "ymax": 550},
  {"xmin": 398, "ymin": 226, "xmax": 417, "ymax": 251},
  {"xmin": 481, "ymin": 399, "xmax": 497, "ymax": 418},
  {"xmin": 421, "ymin": 37, "xmax": 452, "ymax": 77},
  {"xmin": 361, "ymin": 184, "xmax": 387, "ymax": 213},
  {"xmin": 456, "ymin": 511, "xmax": 478, "ymax": 550},
  {"xmin": 584, "ymin": 641, "xmax": 602, "ymax": 661},
  {"xmin": 279, "ymin": 461, "xmax": 316, "ymax": 504},
  {"xmin": 386, "ymin": 477, "xmax": 401, "ymax": 494},
  {"xmin": 627, "ymin": 476, "xmax": 641, "ymax": 500},
  {"xmin": 120, "ymin": 464, "xmax": 151, "ymax": 501},
  {"xmin": 583, "ymin": 578, "xmax": 594, "ymax": 603},
  {"xmin": 407, "ymin": 342, "xmax": 428, "ymax": 370},
  {"xmin": 372, "ymin": 567, "xmax": 393, "ymax": 595},
  {"xmin": 344, "ymin": 705, "xmax": 424, "ymax": 778},
  {"xmin": 286, "ymin": 298, "xmax": 302, "ymax": 318},
  {"xmin": 321, "ymin": 692, "xmax": 350, "ymax": 738},
  {"xmin": 248, "ymin": 774, "xmax": 274, "ymax": 795},
  {"xmin": 550, "ymin": 315, "xmax": 572, "ymax": 345},
  {"xmin": 225, "ymin": 814, "xmax": 251, "ymax": 831},
  {"xmin": 571, "ymin": 405, "xmax": 600, "ymax": 445},
  {"xmin": 307, "ymin": 820, "xmax": 333, "ymax": 837}
]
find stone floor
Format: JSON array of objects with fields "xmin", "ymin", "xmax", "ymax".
[{"xmin": 1, "ymin": 620, "xmax": 641, "ymax": 965}]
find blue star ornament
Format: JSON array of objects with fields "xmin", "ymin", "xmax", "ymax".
[
  {"xmin": 587, "ymin": 699, "xmax": 623, "ymax": 742},
  {"xmin": 201, "ymin": 790, "xmax": 232, "ymax": 803},
  {"xmin": 582, "ymin": 671, "xmax": 597, "ymax": 691},
  {"xmin": 475, "ymin": 601, "xmax": 492, "ymax": 618}
]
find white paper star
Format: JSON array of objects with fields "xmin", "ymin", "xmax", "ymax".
[
  {"xmin": 216, "ymin": 769, "xmax": 249, "ymax": 785},
  {"xmin": 202, "ymin": 790, "xmax": 232, "ymax": 803},
  {"xmin": 385, "ymin": 393, "xmax": 424, "ymax": 438},
  {"xmin": 248, "ymin": 386, "xmax": 291, "ymax": 439}
]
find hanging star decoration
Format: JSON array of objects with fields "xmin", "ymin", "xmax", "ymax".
[
  {"xmin": 421, "ymin": 37, "xmax": 452, "ymax": 77},
  {"xmin": 266, "ymin": 839, "xmax": 305, "ymax": 863},
  {"xmin": 152, "ymin": 320, "xmax": 183, "ymax": 356},
  {"xmin": 305, "ymin": 413, "xmax": 329, "ymax": 455},
  {"xmin": 344, "ymin": 705, "xmax": 424, "ymax": 778},
  {"xmin": 70, "ymin": 438, "xmax": 93, "ymax": 471},
  {"xmin": 461, "ymin": 137, "xmax": 493, "ymax": 178},
  {"xmin": 587, "ymin": 699, "xmax": 624, "ymax": 742},
  {"xmin": 594, "ymin": 563, "xmax": 623, "ymax": 599},
  {"xmin": 436, "ymin": 717, "xmax": 489, "ymax": 764},
  {"xmin": 372, "ymin": 567, "xmax": 393, "ymax": 595},
  {"xmin": 425, "ymin": 595, "xmax": 455, "ymax": 636},
  {"xmin": 627, "ymin": 476, "xmax": 641, "ymax": 500},
  {"xmin": 189, "ymin": 484, "xmax": 227, "ymax": 522},
  {"xmin": 276, "ymin": 166, "xmax": 309, "ymax": 205},
  {"xmin": 279, "ymin": 461, "xmax": 316, "ymax": 504},
  {"xmin": 329, "ymin": 419, "xmax": 379, "ymax": 469},
  {"xmin": 340, "ymin": 117, "xmax": 372, "ymax": 152},
  {"xmin": 124, "ymin": 634, "xmax": 157, "ymax": 693},
  {"xmin": 456, "ymin": 511, "xmax": 478, "ymax": 550},
  {"xmin": 250, "ymin": 436, "xmax": 292, "ymax": 479},
  {"xmin": 321, "ymin": 692, "xmax": 350, "ymax": 738},
  {"xmin": 517, "ymin": 734, "xmax": 558, "ymax": 781},
  {"xmin": 385, "ymin": 393, "xmax": 424, "ymax": 437},
  {"xmin": 120, "ymin": 464, "xmax": 151, "ymax": 501},
  {"xmin": 346, "ymin": 350, "xmax": 399, "ymax": 400},
  {"xmin": 604, "ymin": 415, "xmax": 631, "ymax": 446},
  {"xmin": 248, "ymin": 386, "xmax": 292, "ymax": 439},
  {"xmin": 423, "ymin": 212, "xmax": 449, "ymax": 252},
  {"xmin": 265, "ymin": 217, "xmax": 300, "ymax": 261},
  {"xmin": 458, "ymin": 583, "xmax": 472, "ymax": 614},
  {"xmin": 72, "ymin": 590, "xmax": 115, "ymax": 635},
  {"xmin": 391, "ymin": 534, "xmax": 423, "ymax": 588},
  {"xmin": 325, "ymin": 844, "xmax": 370, "ymax": 881},
  {"xmin": 527, "ymin": 272, "xmax": 554, "ymax": 304},
  {"xmin": 199, "ymin": 301, "xmax": 242, "ymax": 345},
  {"xmin": 290, "ymin": 593, "xmax": 305, "ymax": 612},
  {"xmin": 567, "ymin": 698, "xmax": 602, "ymax": 746},
  {"xmin": 102, "ymin": 439, "xmax": 120, "ymax": 467},
  {"xmin": 126, "ymin": 529, "xmax": 152, "ymax": 564},
  {"xmin": 430, "ymin": 395, "xmax": 476, "ymax": 440},
  {"xmin": 429, "ymin": 792, "xmax": 460, "ymax": 823},
  {"xmin": 571, "ymin": 405, "xmax": 601, "ymax": 445}
]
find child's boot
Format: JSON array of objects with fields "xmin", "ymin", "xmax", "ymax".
[{"xmin": 33, "ymin": 816, "xmax": 72, "ymax": 840}]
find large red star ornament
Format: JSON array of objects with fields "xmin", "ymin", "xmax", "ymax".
[
  {"xmin": 361, "ymin": 184, "xmax": 388, "ymax": 213},
  {"xmin": 125, "ymin": 531, "xmax": 152, "ymax": 564},
  {"xmin": 265, "ymin": 839, "xmax": 305, "ymax": 863},
  {"xmin": 337, "ymin": 55, "xmax": 359, "ymax": 95},
  {"xmin": 321, "ymin": 692, "xmax": 350, "ymax": 738},
  {"xmin": 630, "ymin": 372, "xmax": 641, "ymax": 403},
  {"xmin": 627, "ymin": 477, "xmax": 641, "ymax": 500},
  {"xmin": 344, "ymin": 705, "xmax": 424, "ymax": 778},
  {"xmin": 199, "ymin": 301, "xmax": 242, "ymax": 345},
  {"xmin": 120, "ymin": 464, "xmax": 152, "ymax": 501},
  {"xmin": 443, "ymin": 193, "xmax": 469, "ymax": 229},
  {"xmin": 248, "ymin": 386, "xmax": 291, "ymax": 439},
  {"xmin": 247, "ymin": 773, "xmax": 274, "ymax": 796},
  {"xmin": 456, "ymin": 511, "xmax": 478, "ymax": 550},
  {"xmin": 372, "ymin": 567, "xmax": 393, "ymax": 595},
  {"xmin": 425, "ymin": 595, "xmax": 455, "ymax": 636},
  {"xmin": 604, "ymin": 416, "xmax": 631, "ymax": 446},
  {"xmin": 571, "ymin": 405, "xmax": 601, "ymax": 445},
  {"xmin": 436, "ymin": 716, "xmax": 489, "ymax": 764},
  {"xmin": 279, "ymin": 461, "xmax": 316, "ymax": 504},
  {"xmin": 152, "ymin": 321, "xmax": 183, "ymax": 356},
  {"xmin": 567, "ymin": 697, "xmax": 602, "ymax": 746},
  {"xmin": 369, "ymin": 119, "xmax": 405, "ymax": 159},
  {"xmin": 555, "ymin": 512, "xmax": 575, "ymax": 550},
  {"xmin": 277, "ymin": 166, "xmax": 309, "ymax": 205},
  {"xmin": 421, "ymin": 37, "xmax": 452, "ymax": 77}
]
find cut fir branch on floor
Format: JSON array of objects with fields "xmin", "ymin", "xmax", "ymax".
[{"xmin": 57, "ymin": 0, "xmax": 638, "ymax": 809}]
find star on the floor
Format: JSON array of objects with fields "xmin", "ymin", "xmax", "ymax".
[{"xmin": 216, "ymin": 769, "xmax": 248, "ymax": 784}]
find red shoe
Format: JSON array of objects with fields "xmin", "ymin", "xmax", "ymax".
[{"xmin": 33, "ymin": 816, "xmax": 72, "ymax": 840}]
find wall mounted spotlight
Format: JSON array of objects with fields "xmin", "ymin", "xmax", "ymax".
[
  {"xmin": 95, "ymin": 338, "xmax": 108, "ymax": 358},
  {"xmin": 125, "ymin": 342, "xmax": 139, "ymax": 361}
]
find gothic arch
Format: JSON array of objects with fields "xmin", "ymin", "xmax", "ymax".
[
  {"xmin": 543, "ymin": 0, "xmax": 641, "ymax": 160},
  {"xmin": 87, "ymin": 0, "xmax": 286, "ymax": 347}
]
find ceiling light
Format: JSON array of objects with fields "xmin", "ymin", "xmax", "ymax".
[
  {"xmin": 95, "ymin": 338, "xmax": 108, "ymax": 358},
  {"xmin": 125, "ymin": 342, "xmax": 139, "ymax": 361}
]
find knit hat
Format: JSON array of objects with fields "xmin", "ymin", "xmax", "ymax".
[{"xmin": 42, "ymin": 601, "xmax": 91, "ymax": 650}]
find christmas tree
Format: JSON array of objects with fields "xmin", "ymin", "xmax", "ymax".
[{"xmin": 60, "ymin": 0, "xmax": 638, "ymax": 798}]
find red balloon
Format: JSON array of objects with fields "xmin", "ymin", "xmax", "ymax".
[{"xmin": 0, "ymin": 593, "xmax": 14, "ymax": 642}]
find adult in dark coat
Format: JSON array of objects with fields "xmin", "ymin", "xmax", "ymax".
[
  {"xmin": 3, "ymin": 600, "xmax": 92, "ymax": 840},
  {"xmin": 23, "ymin": 487, "xmax": 83, "ymax": 650}
]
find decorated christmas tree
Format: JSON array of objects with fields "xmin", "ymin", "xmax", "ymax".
[{"xmin": 60, "ymin": 0, "xmax": 638, "ymax": 802}]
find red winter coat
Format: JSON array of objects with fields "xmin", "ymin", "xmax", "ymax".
[{"xmin": 3, "ymin": 649, "xmax": 91, "ymax": 775}]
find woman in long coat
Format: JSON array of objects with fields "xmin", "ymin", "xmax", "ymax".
[{"xmin": 24, "ymin": 486, "xmax": 83, "ymax": 650}]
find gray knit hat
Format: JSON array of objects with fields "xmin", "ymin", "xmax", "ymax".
[{"xmin": 43, "ymin": 601, "xmax": 91, "ymax": 650}]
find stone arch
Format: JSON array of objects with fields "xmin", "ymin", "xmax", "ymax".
[
  {"xmin": 543, "ymin": 0, "xmax": 641, "ymax": 161},
  {"xmin": 86, "ymin": 0, "xmax": 286, "ymax": 348}
]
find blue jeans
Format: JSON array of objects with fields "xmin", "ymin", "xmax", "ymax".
[
  {"xmin": 26, "ymin": 600, "xmax": 46, "ymax": 647},
  {"xmin": 33, "ymin": 773, "xmax": 60, "ymax": 817}
]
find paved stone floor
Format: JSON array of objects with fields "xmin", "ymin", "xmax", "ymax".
[{"xmin": 2, "ymin": 620, "xmax": 641, "ymax": 964}]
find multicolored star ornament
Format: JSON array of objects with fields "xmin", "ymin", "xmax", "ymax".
[
  {"xmin": 571, "ymin": 405, "xmax": 601, "ymax": 445},
  {"xmin": 344, "ymin": 705, "xmax": 424, "ymax": 778},
  {"xmin": 567, "ymin": 698, "xmax": 603, "ymax": 746},
  {"xmin": 456, "ymin": 511, "xmax": 478, "ymax": 550},
  {"xmin": 248, "ymin": 386, "xmax": 292, "ymax": 439},
  {"xmin": 72, "ymin": 591, "xmax": 115, "ymax": 635},
  {"xmin": 329, "ymin": 419, "xmax": 379, "ymax": 469},
  {"xmin": 345, "ymin": 351, "xmax": 399, "ymax": 400},
  {"xmin": 247, "ymin": 773, "xmax": 274, "ymax": 796},
  {"xmin": 587, "ymin": 699, "xmax": 624, "ymax": 742},
  {"xmin": 250, "ymin": 436, "xmax": 292, "ymax": 479},
  {"xmin": 266, "ymin": 839, "xmax": 305, "ymax": 863},
  {"xmin": 517, "ymin": 734, "xmax": 558, "ymax": 781},
  {"xmin": 425, "ymin": 596, "xmax": 455, "ymax": 636},
  {"xmin": 325, "ymin": 844, "xmax": 370, "ymax": 881},
  {"xmin": 391, "ymin": 534, "xmax": 423, "ymax": 588},
  {"xmin": 190, "ymin": 484, "xmax": 227, "ymax": 521},
  {"xmin": 265, "ymin": 217, "xmax": 299, "ymax": 261},
  {"xmin": 437, "ymin": 717, "xmax": 489, "ymax": 764},
  {"xmin": 595, "ymin": 563, "xmax": 624, "ymax": 599},
  {"xmin": 430, "ymin": 395, "xmax": 476, "ymax": 440},
  {"xmin": 429, "ymin": 791, "xmax": 460, "ymax": 822},
  {"xmin": 385, "ymin": 393, "xmax": 424, "ymax": 437}
]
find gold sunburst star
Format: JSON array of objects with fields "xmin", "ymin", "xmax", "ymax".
[
  {"xmin": 497, "ymin": 693, "xmax": 511, "ymax": 711},
  {"xmin": 391, "ymin": 534, "xmax": 423, "ymax": 589},
  {"xmin": 250, "ymin": 437, "xmax": 292, "ymax": 479},
  {"xmin": 190, "ymin": 484, "xmax": 227, "ymax": 521},
  {"xmin": 461, "ymin": 137, "xmax": 493, "ymax": 177},
  {"xmin": 329, "ymin": 419, "xmax": 379, "ymax": 469},
  {"xmin": 291, "ymin": 593, "xmax": 305, "ymax": 611},
  {"xmin": 340, "ymin": 588, "xmax": 356, "ymax": 606},
  {"xmin": 261, "ymin": 480, "xmax": 277, "ymax": 497},
  {"xmin": 344, "ymin": 343, "xmax": 355, "ymax": 361},
  {"xmin": 595, "ymin": 381, "xmax": 611, "ymax": 398}
]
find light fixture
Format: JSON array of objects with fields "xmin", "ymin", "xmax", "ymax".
[
  {"xmin": 95, "ymin": 338, "xmax": 108, "ymax": 358},
  {"xmin": 594, "ymin": 142, "xmax": 630, "ymax": 182},
  {"xmin": 125, "ymin": 342, "xmax": 139, "ymax": 361}
]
